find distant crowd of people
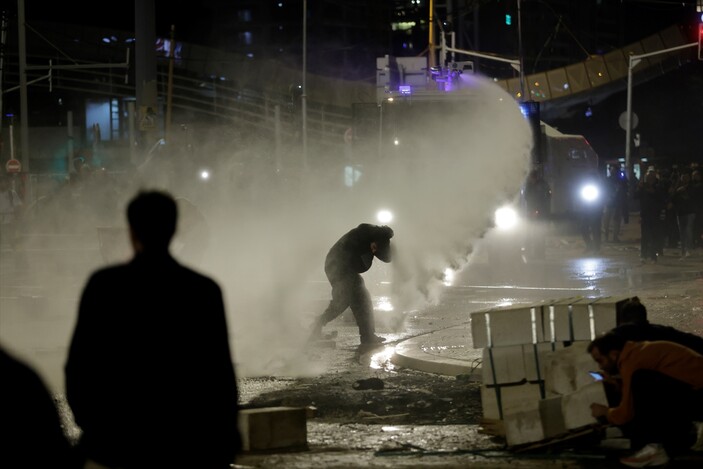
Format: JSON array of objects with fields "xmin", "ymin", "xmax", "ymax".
[
  {"xmin": 635, "ymin": 163, "xmax": 702, "ymax": 262},
  {"xmin": 568, "ymin": 162, "xmax": 701, "ymax": 259}
]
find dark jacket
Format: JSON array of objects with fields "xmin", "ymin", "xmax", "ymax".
[
  {"xmin": 324, "ymin": 224, "xmax": 394, "ymax": 280},
  {"xmin": 671, "ymin": 182, "xmax": 695, "ymax": 216},
  {"xmin": 612, "ymin": 323, "xmax": 703, "ymax": 356},
  {"xmin": 65, "ymin": 252, "xmax": 240, "ymax": 469},
  {"xmin": 1, "ymin": 346, "xmax": 78, "ymax": 469},
  {"xmin": 636, "ymin": 180, "xmax": 667, "ymax": 222}
]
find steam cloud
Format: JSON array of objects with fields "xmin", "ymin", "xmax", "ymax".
[
  {"xmin": 0, "ymin": 75, "xmax": 532, "ymax": 386},
  {"xmin": 201, "ymin": 75, "xmax": 532, "ymax": 376}
]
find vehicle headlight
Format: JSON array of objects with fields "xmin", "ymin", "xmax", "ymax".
[
  {"xmin": 580, "ymin": 184, "xmax": 599, "ymax": 202},
  {"xmin": 494, "ymin": 205, "xmax": 519, "ymax": 230},
  {"xmin": 376, "ymin": 209, "xmax": 394, "ymax": 224}
]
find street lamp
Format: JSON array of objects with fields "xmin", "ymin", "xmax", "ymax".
[{"xmin": 302, "ymin": 0, "xmax": 308, "ymax": 172}]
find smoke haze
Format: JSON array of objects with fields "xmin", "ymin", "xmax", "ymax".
[
  {"xmin": 0, "ymin": 75, "xmax": 532, "ymax": 387},
  {"xmin": 202, "ymin": 75, "xmax": 532, "ymax": 376}
]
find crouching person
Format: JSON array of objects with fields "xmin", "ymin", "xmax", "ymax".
[{"xmin": 588, "ymin": 333, "xmax": 703, "ymax": 467}]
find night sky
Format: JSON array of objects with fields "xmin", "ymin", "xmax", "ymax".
[{"xmin": 8, "ymin": 0, "xmax": 703, "ymax": 165}]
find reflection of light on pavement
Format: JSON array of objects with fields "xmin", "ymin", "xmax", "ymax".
[
  {"xmin": 577, "ymin": 258, "xmax": 603, "ymax": 279},
  {"xmin": 420, "ymin": 344, "xmax": 466, "ymax": 354},
  {"xmin": 443, "ymin": 268, "xmax": 455, "ymax": 286},
  {"xmin": 381, "ymin": 426, "xmax": 401, "ymax": 432},
  {"xmin": 370, "ymin": 345, "xmax": 396, "ymax": 371},
  {"xmin": 375, "ymin": 296, "xmax": 394, "ymax": 312}
]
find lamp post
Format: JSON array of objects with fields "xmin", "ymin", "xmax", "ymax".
[
  {"xmin": 429, "ymin": 0, "xmax": 435, "ymax": 68},
  {"xmin": 517, "ymin": 0, "xmax": 526, "ymax": 99},
  {"xmin": 302, "ymin": 0, "xmax": 308, "ymax": 172}
]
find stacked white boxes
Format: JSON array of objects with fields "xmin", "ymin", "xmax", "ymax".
[{"xmin": 472, "ymin": 296, "xmax": 631, "ymax": 447}]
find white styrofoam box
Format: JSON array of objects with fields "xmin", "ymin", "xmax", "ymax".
[
  {"xmin": 561, "ymin": 381, "xmax": 608, "ymax": 430},
  {"xmin": 542, "ymin": 297, "xmax": 582, "ymax": 342},
  {"xmin": 482, "ymin": 345, "xmax": 527, "ymax": 385},
  {"xmin": 591, "ymin": 296, "xmax": 631, "ymax": 329},
  {"xmin": 543, "ymin": 341, "xmax": 597, "ymax": 396},
  {"xmin": 505, "ymin": 409, "xmax": 545, "ymax": 447},
  {"xmin": 482, "ymin": 343, "xmax": 566, "ymax": 385},
  {"xmin": 481, "ymin": 383, "xmax": 544, "ymax": 420},
  {"xmin": 539, "ymin": 395, "xmax": 566, "ymax": 439},
  {"xmin": 471, "ymin": 305, "xmax": 545, "ymax": 349},
  {"xmin": 549, "ymin": 297, "xmax": 618, "ymax": 342},
  {"xmin": 524, "ymin": 342, "xmax": 565, "ymax": 382}
]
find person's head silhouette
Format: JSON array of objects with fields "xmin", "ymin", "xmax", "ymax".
[{"xmin": 127, "ymin": 190, "xmax": 177, "ymax": 253}]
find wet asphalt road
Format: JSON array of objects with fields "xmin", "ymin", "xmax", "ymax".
[
  {"xmin": 234, "ymin": 219, "xmax": 703, "ymax": 468},
  {"xmin": 2, "ymin": 215, "xmax": 702, "ymax": 468}
]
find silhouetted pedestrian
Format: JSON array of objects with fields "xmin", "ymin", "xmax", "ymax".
[
  {"xmin": 603, "ymin": 166, "xmax": 628, "ymax": 243},
  {"xmin": 65, "ymin": 190, "xmax": 241, "ymax": 469},
  {"xmin": 521, "ymin": 169, "xmax": 551, "ymax": 259},
  {"xmin": 578, "ymin": 171, "xmax": 604, "ymax": 255},
  {"xmin": 671, "ymin": 172, "xmax": 696, "ymax": 258},
  {"xmin": 0, "ymin": 176, "xmax": 23, "ymax": 249},
  {"xmin": 635, "ymin": 171, "xmax": 667, "ymax": 262},
  {"xmin": 310, "ymin": 223, "xmax": 394, "ymax": 349}
]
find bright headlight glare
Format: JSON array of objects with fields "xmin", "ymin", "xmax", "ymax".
[
  {"xmin": 494, "ymin": 206, "xmax": 518, "ymax": 230},
  {"xmin": 580, "ymin": 184, "xmax": 599, "ymax": 202},
  {"xmin": 377, "ymin": 209, "xmax": 394, "ymax": 224}
]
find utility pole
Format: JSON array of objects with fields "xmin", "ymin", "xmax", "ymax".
[
  {"xmin": 517, "ymin": 0, "xmax": 526, "ymax": 99},
  {"xmin": 18, "ymin": 0, "xmax": 29, "ymax": 172},
  {"xmin": 135, "ymin": 0, "xmax": 158, "ymax": 160},
  {"xmin": 302, "ymin": 0, "xmax": 308, "ymax": 172},
  {"xmin": 165, "ymin": 24, "xmax": 175, "ymax": 143},
  {"xmin": 0, "ymin": 10, "xmax": 7, "ymax": 141},
  {"xmin": 429, "ymin": 0, "xmax": 436, "ymax": 68}
]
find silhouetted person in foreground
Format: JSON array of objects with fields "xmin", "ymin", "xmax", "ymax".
[
  {"xmin": 310, "ymin": 224, "xmax": 394, "ymax": 348},
  {"xmin": 0, "ymin": 344, "xmax": 78, "ymax": 469},
  {"xmin": 65, "ymin": 190, "xmax": 241, "ymax": 469}
]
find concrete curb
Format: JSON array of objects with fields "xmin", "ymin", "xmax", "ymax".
[{"xmin": 392, "ymin": 325, "xmax": 483, "ymax": 378}]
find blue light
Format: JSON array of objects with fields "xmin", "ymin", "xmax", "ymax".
[
  {"xmin": 399, "ymin": 85, "xmax": 412, "ymax": 95},
  {"xmin": 505, "ymin": 14, "xmax": 512, "ymax": 26}
]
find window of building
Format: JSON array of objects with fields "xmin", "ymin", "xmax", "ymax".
[
  {"xmin": 239, "ymin": 31, "xmax": 253, "ymax": 45},
  {"xmin": 238, "ymin": 9, "xmax": 252, "ymax": 22}
]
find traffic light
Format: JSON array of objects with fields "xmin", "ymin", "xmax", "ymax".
[{"xmin": 698, "ymin": 22, "xmax": 703, "ymax": 61}]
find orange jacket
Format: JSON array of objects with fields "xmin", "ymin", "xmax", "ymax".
[{"xmin": 608, "ymin": 341, "xmax": 703, "ymax": 425}]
